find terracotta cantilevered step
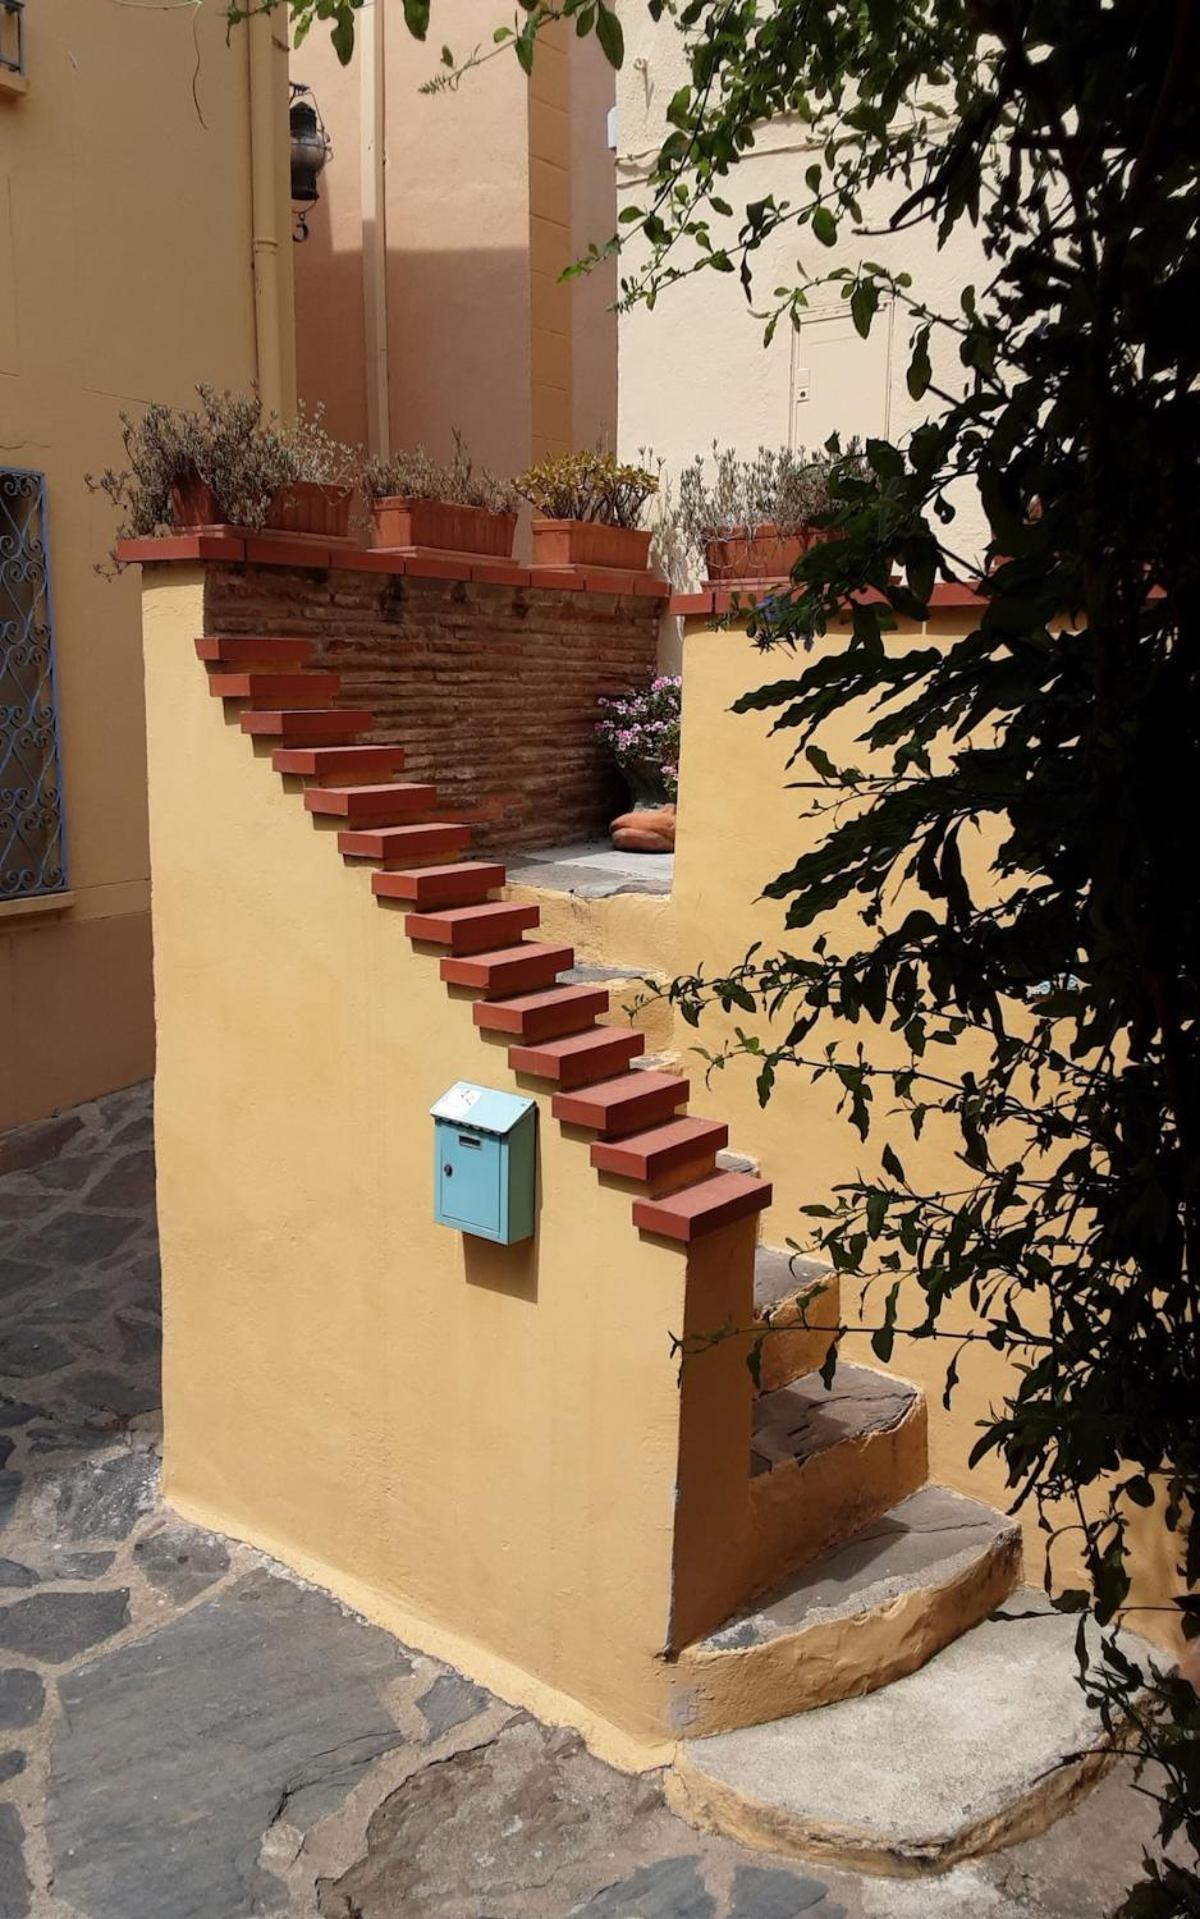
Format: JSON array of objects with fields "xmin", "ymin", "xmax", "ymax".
[
  {"xmin": 273, "ymin": 745, "xmax": 406, "ymax": 784},
  {"xmin": 592, "ymin": 1116, "xmax": 729, "ymax": 1183},
  {"xmin": 242, "ymin": 709, "xmax": 373, "ymax": 744},
  {"xmin": 407, "ymin": 901, "xmax": 540, "ymax": 955},
  {"xmin": 441, "ymin": 943, "xmax": 574, "ymax": 996},
  {"xmin": 633, "ymin": 1170, "xmax": 771, "ymax": 1242},
  {"xmin": 341, "ymin": 822, "xmax": 472, "ymax": 866},
  {"xmin": 209, "ymin": 671, "xmax": 341, "ymax": 706},
  {"xmin": 372, "ymin": 863, "xmax": 505, "ymax": 908},
  {"xmin": 553, "ymin": 1071, "xmax": 690, "ymax": 1139},
  {"xmin": 197, "ymin": 636, "xmax": 314, "ymax": 669},
  {"xmin": 671, "ymin": 1486, "xmax": 1022, "ymax": 1741},
  {"xmin": 509, "ymin": 1026, "xmax": 645, "ymax": 1089},
  {"xmin": 473, "ymin": 983, "xmax": 610, "ymax": 1043},
  {"xmin": 306, "ymin": 783, "xmax": 438, "ymax": 827}
]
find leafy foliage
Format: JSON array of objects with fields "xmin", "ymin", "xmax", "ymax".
[
  {"xmin": 596, "ymin": 674, "xmax": 682, "ymax": 801},
  {"xmin": 87, "ymin": 388, "xmax": 356, "ymax": 539},
  {"xmin": 515, "ymin": 449, "xmax": 659, "ymax": 527},
  {"xmin": 363, "ymin": 430, "xmax": 519, "ymax": 514},
  {"xmin": 675, "ymin": 440, "xmax": 864, "ymax": 557}
]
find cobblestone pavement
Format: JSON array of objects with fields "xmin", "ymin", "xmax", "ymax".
[{"xmin": 0, "ymin": 1083, "xmax": 1164, "ymax": 1917}]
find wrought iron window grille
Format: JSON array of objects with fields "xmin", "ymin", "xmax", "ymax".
[
  {"xmin": 0, "ymin": 0, "xmax": 25, "ymax": 78},
  {"xmin": 1, "ymin": 468, "xmax": 67, "ymax": 902}
]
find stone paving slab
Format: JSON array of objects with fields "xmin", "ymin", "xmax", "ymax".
[{"xmin": 0, "ymin": 1082, "xmax": 1168, "ymax": 1916}]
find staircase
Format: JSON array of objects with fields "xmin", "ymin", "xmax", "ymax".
[{"xmin": 195, "ymin": 629, "xmax": 1125, "ymax": 1871}]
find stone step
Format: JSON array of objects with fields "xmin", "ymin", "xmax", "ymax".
[
  {"xmin": 197, "ymin": 635, "xmax": 314, "ymax": 669},
  {"xmin": 372, "ymin": 862, "xmax": 505, "ymax": 908},
  {"xmin": 273, "ymin": 745, "xmax": 406, "ymax": 784},
  {"xmin": 744, "ymin": 1363, "xmax": 929, "ymax": 1605},
  {"xmin": 473, "ymin": 983, "xmax": 611, "ymax": 1043},
  {"xmin": 209, "ymin": 670, "xmax": 341, "ymax": 707},
  {"xmin": 242, "ymin": 708, "xmax": 372, "ymax": 744},
  {"xmin": 633, "ymin": 1171, "xmax": 772, "ymax": 1243},
  {"xmin": 307, "ymin": 783, "xmax": 438, "ymax": 826},
  {"xmin": 668, "ymin": 1594, "xmax": 1136, "ymax": 1874},
  {"xmin": 753, "ymin": 1246, "xmax": 839, "ymax": 1394},
  {"xmin": 509, "ymin": 1025, "xmax": 645, "ymax": 1089},
  {"xmin": 341, "ymin": 822, "xmax": 473, "ymax": 865},
  {"xmin": 441, "ymin": 943, "xmax": 574, "ymax": 996},
  {"xmin": 408, "ymin": 902, "xmax": 541, "ymax": 955},
  {"xmin": 673, "ymin": 1485, "xmax": 1021, "ymax": 1739},
  {"xmin": 552, "ymin": 1071, "xmax": 690, "ymax": 1140}
]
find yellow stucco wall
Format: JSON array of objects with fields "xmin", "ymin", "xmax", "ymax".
[
  {"xmin": 142, "ymin": 568, "xmax": 781, "ymax": 1764},
  {"xmin": 0, "ymin": 1, "xmax": 290, "ymax": 1129},
  {"xmin": 665, "ymin": 616, "xmax": 1178, "ymax": 1650}
]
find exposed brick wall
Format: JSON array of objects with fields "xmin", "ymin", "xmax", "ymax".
[{"xmin": 203, "ymin": 563, "xmax": 661, "ymax": 851}]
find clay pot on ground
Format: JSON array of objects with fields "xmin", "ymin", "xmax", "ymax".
[
  {"xmin": 532, "ymin": 519, "xmax": 652, "ymax": 572},
  {"xmin": 371, "ymin": 497, "xmax": 517, "ymax": 557},
  {"xmin": 267, "ymin": 481, "xmax": 354, "ymax": 542},
  {"xmin": 611, "ymin": 804, "xmax": 676, "ymax": 854},
  {"xmin": 704, "ymin": 522, "xmax": 811, "ymax": 582}
]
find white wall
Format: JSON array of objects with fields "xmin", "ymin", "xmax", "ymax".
[{"xmin": 613, "ymin": 16, "xmax": 991, "ymax": 576}]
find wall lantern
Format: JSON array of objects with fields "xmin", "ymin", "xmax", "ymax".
[{"xmin": 289, "ymin": 83, "xmax": 331, "ymax": 241}]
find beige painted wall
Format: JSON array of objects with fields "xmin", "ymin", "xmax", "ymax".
[
  {"xmin": 0, "ymin": 1, "xmax": 291, "ymax": 1129},
  {"xmin": 292, "ymin": 15, "xmax": 616, "ymax": 479},
  {"xmin": 613, "ymin": 14, "xmax": 991, "ymax": 577}
]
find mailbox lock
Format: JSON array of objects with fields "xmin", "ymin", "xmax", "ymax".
[{"xmin": 443, "ymin": 1162, "xmax": 454, "ymax": 1178}]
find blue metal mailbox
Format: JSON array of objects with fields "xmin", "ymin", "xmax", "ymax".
[{"xmin": 431, "ymin": 1082, "xmax": 537, "ymax": 1245}]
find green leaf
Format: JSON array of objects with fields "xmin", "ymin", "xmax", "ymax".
[
  {"xmin": 402, "ymin": 0, "xmax": 430, "ymax": 41},
  {"xmin": 907, "ymin": 325, "xmax": 932, "ymax": 399},
  {"xmin": 811, "ymin": 206, "xmax": 837, "ymax": 247},
  {"xmin": 331, "ymin": 9, "xmax": 356, "ymax": 63},
  {"xmin": 850, "ymin": 280, "xmax": 879, "ymax": 339},
  {"xmin": 595, "ymin": 3, "xmax": 624, "ymax": 67}
]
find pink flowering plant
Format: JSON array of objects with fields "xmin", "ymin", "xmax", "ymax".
[{"xmin": 596, "ymin": 675, "xmax": 682, "ymax": 804}]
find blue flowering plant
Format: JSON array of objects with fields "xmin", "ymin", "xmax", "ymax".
[{"xmin": 596, "ymin": 675, "xmax": 681, "ymax": 806}]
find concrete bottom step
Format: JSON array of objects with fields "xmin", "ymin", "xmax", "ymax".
[{"xmin": 669, "ymin": 1596, "xmax": 1141, "ymax": 1875}]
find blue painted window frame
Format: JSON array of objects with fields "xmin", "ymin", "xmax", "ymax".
[{"xmin": 1, "ymin": 467, "xmax": 68, "ymax": 901}]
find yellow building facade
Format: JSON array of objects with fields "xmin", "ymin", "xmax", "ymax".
[{"xmin": 0, "ymin": 0, "xmax": 294, "ymax": 1128}]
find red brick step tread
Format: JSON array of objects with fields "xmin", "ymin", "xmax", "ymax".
[
  {"xmin": 473, "ymin": 983, "xmax": 609, "ymax": 1042},
  {"xmin": 510, "ymin": 1026, "xmax": 645, "ymax": 1089},
  {"xmin": 591, "ymin": 1116, "xmax": 730, "ymax": 1182},
  {"xmin": 553, "ymin": 1071, "xmax": 690, "ymax": 1139},
  {"xmin": 209, "ymin": 671, "xmax": 340, "ymax": 706},
  {"xmin": 197, "ymin": 636, "xmax": 314, "ymax": 668},
  {"xmin": 407, "ymin": 902, "xmax": 540, "ymax": 955},
  {"xmin": 306, "ymin": 783, "xmax": 438, "ymax": 825},
  {"xmin": 441, "ymin": 944, "xmax": 574, "ymax": 995},
  {"xmin": 242, "ymin": 709, "xmax": 373, "ymax": 743},
  {"xmin": 273, "ymin": 745, "xmax": 406, "ymax": 781},
  {"xmin": 632, "ymin": 1171, "xmax": 773, "ymax": 1243},
  {"xmin": 372, "ymin": 863, "xmax": 505, "ymax": 908},
  {"xmin": 340, "ymin": 822, "xmax": 472, "ymax": 864}
]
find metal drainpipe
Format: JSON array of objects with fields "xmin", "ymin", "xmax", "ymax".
[
  {"xmin": 360, "ymin": 0, "xmax": 391, "ymax": 457},
  {"xmin": 249, "ymin": 8, "xmax": 287, "ymax": 420}
]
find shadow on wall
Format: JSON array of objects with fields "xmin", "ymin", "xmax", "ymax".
[{"xmin": 293, "ymin": 196, "xmax": 535, "ymax": 480}]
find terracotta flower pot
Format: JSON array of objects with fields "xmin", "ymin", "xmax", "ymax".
[
  {"xmin": 371, "ymin": 497, "xmax": 517, "ymax": 557},
  {"xmin": 168, "ymin": 472, "xmax": 223, "ymax": 531},
  {"xmin": 532, "ymin": 519, "xmax": 652, "ymax": 571},
  {"xmin": 704, "ymin": 523, "xmax": 812, "ymax": 582},
  {"xmin": 267, "ymin": 481, "xmax": 354, "ymax": 542}
]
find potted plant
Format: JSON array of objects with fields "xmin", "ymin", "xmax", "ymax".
[
  {"xmin": 366, "ymin": 432, "xmax": 519, "ymax": 556},
  {"xmin": 87, "ymin": 387, "xmax": 360, "ymax": 542},
  {"xmin": 269, "ymin": 401, "xmax": 359, "ymax": 541},
  {"xmin": 596, "ymin": 675, "xmax": 681, "ymax": 811},
  {"xmin": 516, "ymin": 450, "xmax": 659, "ymax": 572},
  {"xmin": 677, "ymin": 441, "xmax": 860, "ymax": 581}
]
